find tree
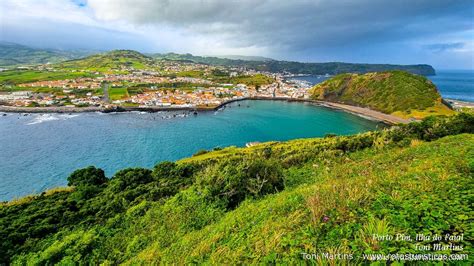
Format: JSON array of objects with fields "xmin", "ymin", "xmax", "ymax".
[
  {"xmin": 111, "ymin": 168, "xmax": 153, "ymax": 191},
  {"xmin": 67, "ymin": 166, "xmax": 107, "ymax": 187}
]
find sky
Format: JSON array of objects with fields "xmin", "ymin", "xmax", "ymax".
[{"xmin": 1, "ymin": 0, "xmax": 473, "ymax": 69}]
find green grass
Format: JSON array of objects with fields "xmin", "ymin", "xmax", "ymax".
[
  {"xmin": 140, "ymin": 134, "xmax": 472, "ymax": 264},
  {"xmin": 311, "ymin": 71, "xmax": 454, "ymax": 119},
  {"xmin": 213, "ymin": 73, "xmax": 274, "ymax": 86},
  {"xmin": 109, "ymin": 87, "xmax": 129, "ymax": 100},
  {"xmin": 175, "ymin": 70, "xmax": 205, "ymax": 78},
  {"xmin": 57, "ymin": 50, "xmax": 155, "ymax": 72},
  {"xmin": 0, "ymin": 70, "xmax": 95, "ymax": 86}
]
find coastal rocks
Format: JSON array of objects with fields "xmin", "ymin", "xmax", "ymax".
[{"xmin": 103, "ymin": 106, "xmax": 126, "ymax": 113}]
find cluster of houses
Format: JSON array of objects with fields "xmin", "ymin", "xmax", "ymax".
[
  {"xmin": 125, "ymin": 79, "xmax": 310, "ymax": 108},
  {"xmin": 1, "ymin": 65, "xmax": 312, "ymax": 108}
]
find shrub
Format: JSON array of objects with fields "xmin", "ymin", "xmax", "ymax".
[
  {"xmin": 67, "ymin": 166, "xmax": 107, "ymax": 187},
  {"xmin": 199, "ymin": 157, "xmax": 284, "ymax": 208},
  {"xmin": 110, "ymin": 168, "xmax": 153, "ymax": 191},
  {"xmin": 193, "ymin": 149, "xmax": 208, "ymax": 156}
]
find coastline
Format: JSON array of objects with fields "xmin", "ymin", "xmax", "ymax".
[{"xmin": 0, "ymin": 97, "xmax": 410, "ymax": 125}]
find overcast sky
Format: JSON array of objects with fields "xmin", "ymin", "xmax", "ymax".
[{"xmin": 1, "ymin": 0, "xmax": 473, "ymax": 69}]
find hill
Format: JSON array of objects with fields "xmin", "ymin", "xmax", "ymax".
[
  {"xmin": 57, "ymin": 50, "xmax": 156, "ymax": 72},
  {"xmin": 310, "ymin": 71, "xmax": 453, "ymax": 119},
  {"xmin": 0, "ymin": 113, "xmax": 473, "ymax": 264},
  {"xmin": 0, "ymin": 43, "xmax": 435, "ymax": 75},
  {"xmin": 152, "ymin": 53, "xmax": 435, "ymax": 76},
  {"xmin": 213, "ymin": 55, "xmax": 274, "ymax": 61},
  {"xmin": 0, "ymin": 42, "xmax": 93, "ymax": 68}
]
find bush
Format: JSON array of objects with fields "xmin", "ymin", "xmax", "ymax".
[
  {"xmin": 193, "ymin": 149, "xmax": 208, "ymax": 156},
  {"xmin": 110, "ymin": 168, "xmax": 153, "ymax": 191},
  {"xmin": 67, "ymin": 166, "xmax": 107, "ymax": 187},
  {"xmin": 199, "ymin": 157, "xmax": 284, "ymax": 208},
  {"xmin": 152, "ymin": 162, "xmax": 196, "ymax": 196}
]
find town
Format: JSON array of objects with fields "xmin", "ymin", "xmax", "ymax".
[{"xmin": 0, "ymin": 65, "xmax": 313, "ymax": 110}]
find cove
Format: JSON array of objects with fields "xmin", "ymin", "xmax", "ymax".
[{"xmin": 0, "ymin": 100, "xmax": 383, "ymax": 201}]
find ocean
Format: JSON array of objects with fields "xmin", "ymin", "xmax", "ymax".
[{"xmin": 429, "ymin": 70, "xmax": 474, "ymax": 102}]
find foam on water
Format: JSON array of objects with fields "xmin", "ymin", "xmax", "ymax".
[{"xmin": 26, "ymin": 113, "xmax": 80, "ymax": 125}]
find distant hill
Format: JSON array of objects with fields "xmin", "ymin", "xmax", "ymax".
[
  {"xmin": 57, "ymin": 50, "xmax": 155, "ymax": 71},
  {"xmin": 212, "ymin": 55, "xmax": 274, "ymax": 61},
  {"xmin": 151, "ymin": 52, "xmax": 435, "ymax": 76},
  {"xmin": 152, "ymin": 52, "xmax": 247, "ymax": 66},
  {"xmin": 1, "ymin": 43, "xmax": 435, "ymax": 76},
  {"xmin": 310, "ymin": 70, "xmax": 453, "ymax": 119},
  {"xmin": 260, "ymin": 61, "xmax": 436, "ymax": 76},
  {"xmin": 0, "ymin": 42, "xmax": 93, "ymax": 68}
]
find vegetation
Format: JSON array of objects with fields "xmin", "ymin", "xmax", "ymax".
[
  {"xmin": 109, "ymin": 87, "xmax": 129, "ymax": 101},
  {"xmin": 1, "ymin": 42, "xmax": 435, "ymax": 76},
  {"xmin": 57, "ymin": 50, "xmax": 156, "ymax": 72},
  {"xmin": 310, "ymin": 70, "xmax": 454, "ymax": 119},
  {"xmin": 0, "ymin": 113, "xmax": 472, "ymax": 264},
  {"xmin": 153, "ymin": 53, "xmax": 436, "ymax": 76},
  {"xmin": 212, "ymin": 73, "xmax": 275, "ymax": 87},
  {"xmin": 0, "ymin": 42, "xmax": 92, "ymax": 68},
  {"xmin": 0, "ymin": 70, "xmax": 96, "ymax": 86}
]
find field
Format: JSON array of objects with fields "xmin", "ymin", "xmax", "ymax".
[
  {"xmin": 109, "ymin": 87, "xmax": 129, "ymax": 101},
  {"xmin": 0, "ymin": 70, "xmax": 95, "ymax": 86},
  {"xmin": 212, "ymin": 73, "xmax": 275, "ymax": 87}
]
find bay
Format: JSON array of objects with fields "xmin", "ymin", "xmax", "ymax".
[{"xmin": 0, "ymin": 100, "xmax": 382, "ymax": 201}]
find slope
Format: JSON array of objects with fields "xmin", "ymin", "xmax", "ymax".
[
  {"xmin": 0, "ymin": 114, "xmax": 472, "ymax": 264},
  {"xmin": 310, "ymin": 70, "xmax": 454, "ymax": 119}
]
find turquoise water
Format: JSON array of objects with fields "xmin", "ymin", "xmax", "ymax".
[{"xmin": 0, "ymin": 100, "xmax": 382, "ymax": 201}]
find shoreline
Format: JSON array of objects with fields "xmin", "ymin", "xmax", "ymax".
[{"xmin": 0, "ymin": 97, "xmax": 410, "ymax": 125}]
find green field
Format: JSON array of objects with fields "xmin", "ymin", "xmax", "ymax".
[
  {"xmin": 214, "ymin": 73, "xmax": 274, "ymax": 86},
  {"xmin": 109, "ymin": 87, "xmax": 129, "ymax": 100},
  {"xmin": 0, "ymin": 70, "xmax": 95, "ymax": 86},
  {"xmin": 0, "ymin": 114, "xmax": 472, "ymax": 264}
]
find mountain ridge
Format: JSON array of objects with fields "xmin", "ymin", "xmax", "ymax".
[
  {"xmin": 0, "ymin": 42, "xmax": 95, "ymax": 68},
  {"xmin": 1, "ymin": 43, "xmax": 435, "ymax": 76}
]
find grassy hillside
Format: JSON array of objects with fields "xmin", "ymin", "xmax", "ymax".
[
  {"xmin": 57, "ymin": 50, "xmax": 156, "ymax": 72},
  {"xmin": 310, "ymin": 71, "xmax": 454, "ymax": 119},
  {"xmin": 0, "ymin": 42, "xmax": 92, "ymax": 68},
  {"xmin": 0, "ymin": 113, "xmax": 472, "ymax": 264},
  {"xmin": 0, "ymin": 70, "xmax": 96, "ymax": 86}
]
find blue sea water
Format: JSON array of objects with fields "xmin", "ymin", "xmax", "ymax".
[
  {"xmin": 0, "ymin": 100, "xmax": 382, "ymax": 201},
  {"xmin": 288, "ymin": 75, "xmax": 331, "ymax": 85},
  {"xmin": 429, "ymin": 70, "xmax": 474, "ymax": 102}
]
